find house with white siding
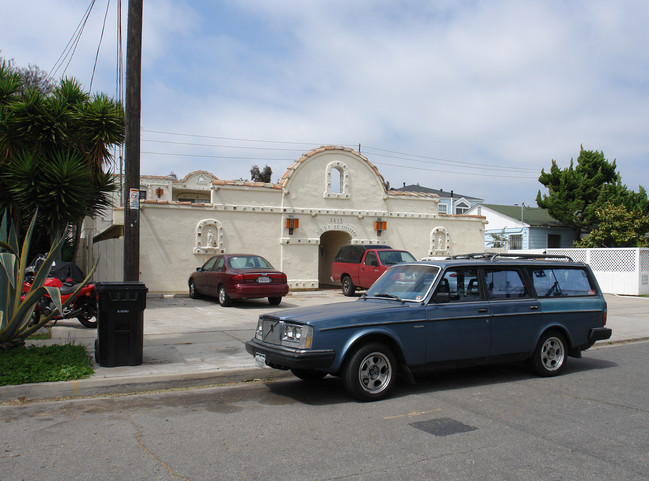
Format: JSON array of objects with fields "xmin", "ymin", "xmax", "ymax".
[{"xmin": 466, "ymin": 203, "xmax": 574, "ymax": 250}]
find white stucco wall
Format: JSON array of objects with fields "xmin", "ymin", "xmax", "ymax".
[{"xmin": 85, "ymin": 146, "xmax": 487, "ymax": 294}]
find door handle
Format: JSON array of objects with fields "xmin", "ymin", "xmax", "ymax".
[
  {"xmin": 478, "ymin": 308, "xmax": 488, "ymax": 313},
  {"xmin": 530, "ymin": 305, "xmax": 539, "ymax": 310}
]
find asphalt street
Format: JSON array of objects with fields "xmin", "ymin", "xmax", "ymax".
[
  {"xmin": 1, "ymin": 341, "xmax": 647, "ymax": 480},
  {"xmin": 1, "ymin": 291, "xmax": 648, "ymax": 403}
]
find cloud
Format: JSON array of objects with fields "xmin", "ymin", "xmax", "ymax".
[{"xmin": 2, "ymin": 0, "xmax": 647, "ymax": 203}]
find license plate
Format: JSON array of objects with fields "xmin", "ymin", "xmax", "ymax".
[
  {"xmin": 257, "ymin": 276, "xmax": 271, "ymax": 283},
  {"xmin": 255, "ymin": 353, "xmax": 266, "ymax": 368}
]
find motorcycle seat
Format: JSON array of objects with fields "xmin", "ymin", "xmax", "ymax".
[{"xmin": 60, "ymin": 284, "xmax": 78, "ymax": 295}]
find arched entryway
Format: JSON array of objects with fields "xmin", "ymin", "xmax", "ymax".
[{"xmin": 318, "ymin": 231, "xmax": 352, "ymax": 287}]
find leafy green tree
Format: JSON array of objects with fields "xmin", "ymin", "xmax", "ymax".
[
  {"xmin": 537, "ymin": 147, "xmax": 621, "ymax": 242},
  {"xmin": 250, "ymin": 164, "xmax": 272, "ymax": 183},
  {"xmin": 577, "ymin": 203, "xmax": 649, "ymax": 247},
  {"xmin": 487, "ymin": 229, "xmax": 508, "ymax": 249},
  {"xmin": 0, "ymin": 53, "xmax": 54, "ymax": 94},
  {"xmin": 5, "ymin": 150, "xmax": 114, "ymax": 241},
  {"xmin": 0, "ymin": 59, "xmax": 124, "ymax": 257}
]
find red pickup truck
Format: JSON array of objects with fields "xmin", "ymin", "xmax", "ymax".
[{"xmin": 331, "ymin": 245, "xmax": 416, "ymax": 296}]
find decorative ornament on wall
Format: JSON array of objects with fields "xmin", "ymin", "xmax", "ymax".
[
  {"xmin": 429, "ymin": 226, "xmax": 451, "ymax": 256},
  {"xmin": 194, "ymin": 218, "xmax": 224, "ymax": 254}
]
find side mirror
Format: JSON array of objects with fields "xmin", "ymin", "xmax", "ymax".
[
  {"xmin": 196, "ymin": 267, "xmax": 203, "ymax": 272},
  {"xmin": 433, "ymin": 291, "xmax": 450, "ymax": 303}
]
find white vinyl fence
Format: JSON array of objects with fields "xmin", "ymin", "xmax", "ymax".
[{"xmin": 519, "ymin": 248, "xmax": 649, "ymax": 296}]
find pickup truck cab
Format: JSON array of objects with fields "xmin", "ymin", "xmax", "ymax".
[{"xmin": 331, "ymin": 245, "xmax": 416, "ymax": 296}]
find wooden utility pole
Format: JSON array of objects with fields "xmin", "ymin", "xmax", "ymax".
[{"xmin": 123, "ymin": 0, "xmax": 142, "ymax": 281}]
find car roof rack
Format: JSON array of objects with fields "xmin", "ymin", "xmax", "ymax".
[{"xmin": 450, "ymin": 252, "xmax": 574, "ymax": 262}]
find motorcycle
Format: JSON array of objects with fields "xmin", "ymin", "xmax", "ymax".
[{"xmin": 23, "ymin": 256, "xmax": 98, "ymax": 329}]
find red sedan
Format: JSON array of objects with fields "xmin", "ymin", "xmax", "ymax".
[{"xmin": 188, "ymin": 254, "xmax": 289, "ymax": 306}]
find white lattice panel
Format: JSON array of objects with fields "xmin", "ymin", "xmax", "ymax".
[
  {"xmin": 548, "ymin": 249, "xmax": 587, "ymax": 263},
  {"xmin": 640, "ymin": 250, "xmax": 649, "ymax": 273},
  {"xmin": 516, "ymin": 248, "xmax": 649, "ymax": 295},
  {"xmin": 589, "ymin": 249, "xmax": 636, "ymax": 272}
]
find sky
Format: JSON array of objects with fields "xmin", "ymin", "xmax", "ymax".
[{"xmin": 1, "ymin": 0, "xmax": 648, "ymax": 206}]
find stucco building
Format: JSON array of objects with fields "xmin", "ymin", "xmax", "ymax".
[{"xmin": 80, "ymin": 146, "xmax": 487, "ymax": 294}]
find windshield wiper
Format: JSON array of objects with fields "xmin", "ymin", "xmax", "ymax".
[{"xmin": 372, "ymin": 293, "xmax": 404, "ymax": 302}]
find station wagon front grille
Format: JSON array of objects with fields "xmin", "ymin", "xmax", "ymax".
[{"xmin": 259, "ymin": 319, "xmax": 282, "ymax": 345}]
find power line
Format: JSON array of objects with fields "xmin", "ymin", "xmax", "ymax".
[
  {"xmin": 139, "ymin": 133, "xmax": 538, "ymax": 175},
  {"xmin": 48, "ymin": 0, "xmax": 97, "ymax": 82},
  {"xmin": 140, "ymin": 128, "xmax": 344, "ymax": 147},
  {"xmin": 140, "ymin": 138, "xmax": 318, "ymax": 153},
  {"xmin": 362, "ymin": 145, "xmax": 539, "ymax": 173},
  {"xmin": 141, "ymin": 151, "xmax": 294, "ymax": 162},
  {"xmin": 89, "ymin": 0, "xmax": 112, "ymax": 92},
  {"xmin": 372, "ymin": 160, "xmax": 538, "ymax": 179}
]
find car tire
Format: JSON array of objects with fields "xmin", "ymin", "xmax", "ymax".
[
  {"xmin": 268, "ymin": 297, "xmax": 282, "ymax": 305},
  {"xmin": 343, "ymin": 342, "xmax": 397, "ymax": 402},
  {"xmin": 188, "ymin": 280, "xmax": 200, "ymax": 299},
  {"xmin": 218, "ymin": 285, "xmax": 232, "ymax": 307},
  {"xmin": 341, "ymin": 275, "xmax": 355, "ymax": 297},
  {"xmin": 531, "ymin": 330, "xmax": 567, "ymax": 376},
  {"xmin": 291, "ymin": 369, "xmax": 327, "ymax": 381}
]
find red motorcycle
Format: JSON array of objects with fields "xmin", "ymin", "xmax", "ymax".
[{"xmin": 24, "ymin": 257, "xmax": 98, "ymax": 328}]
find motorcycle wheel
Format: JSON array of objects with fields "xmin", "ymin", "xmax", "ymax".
[
  {"xmin": 77, "ymin": 300, "xmax": 98, "ymax": 328},
  {"xmin": 29, "ymin": 309, "xmax": 41, "ymax": 327}
]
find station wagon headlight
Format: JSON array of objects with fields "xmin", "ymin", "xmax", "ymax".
[
  {"xmin": 282, "ymin": 323, "xmax": 313, "ymax": 349},
  {"xmin": 255, "ymin": 319, "xmax": 264, "ymax": 340}
]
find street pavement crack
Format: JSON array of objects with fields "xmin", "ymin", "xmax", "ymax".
[{"xmin": 131, "ymin": 420, "xmax": 190, "ymax": 480}]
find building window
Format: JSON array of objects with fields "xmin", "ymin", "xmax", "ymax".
[
  {"xmin": 547, "ymin": 234, "xmax": 561, "ymax": 248},
  {"xmin": 330, "ymin": 167, "xmax": 342, "ymax": 194},
  {"xmin": 438, "ymin": 204, "xmax": 448, "ymax": 214},
  {"xmin": 139, "ymin": 190, "xmax": 147, "ymax": 200},
  {"xmin": 455, "ymin": 201, "xmax": 470, "ymax": 214},
  {"xmin": 324, "ymin": 161, "xmax": 350, "ymax": 198},
  {"xmin": 509, "ymin": 234, "xmax": 523, "ymax": 250}
]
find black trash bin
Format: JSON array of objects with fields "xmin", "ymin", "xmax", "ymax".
[{"xmin": 94, "ymin": 281, "xmax": 148, "ymax": 367}]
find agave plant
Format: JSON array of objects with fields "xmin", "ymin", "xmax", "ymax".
[{"xmin": 0, "ymin": 210, "xmax": 95, "ymax": 350}]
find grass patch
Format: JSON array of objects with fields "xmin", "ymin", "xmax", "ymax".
[
  {"xmin": 0, "ymin": 344, "xmax": 94, "ymax": 386},
  {"xmin": 27, "ymin": 327, "xmax": 51, "ymax": 341}
]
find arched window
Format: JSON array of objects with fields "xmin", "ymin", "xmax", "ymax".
[
  {"xmin": 324, "ymin": 161, "xmax": 350, "ymax": 198},
  {"xmin": 330, "ymin": 167, "xmax": 342, "ymax": 194}
]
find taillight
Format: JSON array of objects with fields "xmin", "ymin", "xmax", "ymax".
[
  {"xmin": 232, "ymin": 274, "xmax": 245, "ymax": 282},
  {"xmin": 602, "ymin": 301, "xmax": 607, "ymax": 326}
]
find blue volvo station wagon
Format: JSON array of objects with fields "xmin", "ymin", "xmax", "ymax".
[{"xmin": 245, "ymin": 254, "xmax": 612, "ymax": 401}]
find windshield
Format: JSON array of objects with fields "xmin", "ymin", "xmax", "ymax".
[
  {"xmin": 366, "ymin": 264, "xmax": 440, "ymax": 302},
  {"xmin": 378, "ymin": 250, "xmax": 416, "ymax": 266},
  {"xmin": 228, "ymin": 256, "xmax": 273, "ymax": 269}
]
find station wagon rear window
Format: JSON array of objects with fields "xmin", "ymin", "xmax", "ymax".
[{"xmin": 530, "ymin": 268, "xmax": 597, "ymax": 297}]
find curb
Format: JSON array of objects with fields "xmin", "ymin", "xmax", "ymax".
[{"xmin": 0, "ymin": 367, "xmax": 293, "ymax": 404}]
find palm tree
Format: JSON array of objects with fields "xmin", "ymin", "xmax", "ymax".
[{"xmin": 0, "ymin": 60, "xmax": 124, "ymax": 258}]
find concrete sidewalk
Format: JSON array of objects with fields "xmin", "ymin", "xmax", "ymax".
[{"xmin": 2, "ymin": 292, "xmax": 648, "ymax": 403}]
